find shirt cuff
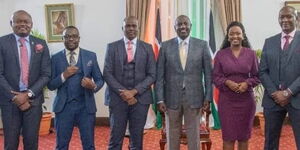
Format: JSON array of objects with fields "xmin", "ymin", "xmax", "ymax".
[
  {"xmin": 157, "ymin": 101, "xmax": 164, "ymax": 104},
  {"xmin": 287, "ymin": 88, "xmax": 294, "ymax": 95},
  {"xmin": 61, "ymin": 73, "xmax": 66, "ymax": 83}
]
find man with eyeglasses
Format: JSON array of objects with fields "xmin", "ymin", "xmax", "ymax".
[
  {"xmin": 0, "ymin": 10, "xmax": 51, "ymax": 150},
  {"xmin": 48, "ymin": 26, "xmax": 104, "ymax": 150}
]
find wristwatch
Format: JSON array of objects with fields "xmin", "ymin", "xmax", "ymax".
[
  {"xmin": 283, "ymin": 90, "xmax": 289, "ymax": 97},
  {"xmin": 27, "ymin": 92, "xmax": 33, "ymax": 98}
]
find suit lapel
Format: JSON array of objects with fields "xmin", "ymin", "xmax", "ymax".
[
  {"xmin": 9, "ymin": 34, "xmax": 20, "ymax": 70},
  {"xmin": 172, "ymin": 38, "xmax": 183, "ymax": 71},
  {"xmin": 272, "ymin": 34, "xmax": 281, "ymax": 72},
  {"xmin": 61, "ymin": 50, "xmax": 69, "ymax": 70},
  {"xmin": 135, "ymin": 40, "xmax": 142, "ymax": 74},
  {"xmin": 80, "ymin": 49, "xmax": 88, "ymax": 77},
  {"xmin": 29, "ymin": 36, "xmax": 36, "ymax": 73},
  {"xmin": 117, "ymin": 39, "xmax": 125, "ymax": 72},
  {"xmin": 185, "ymin": 38, "xmax": 195, "ymax": 72},
  {"xmin": 286, "ymin": 31, "xmax": 300, "ymax": 62}
]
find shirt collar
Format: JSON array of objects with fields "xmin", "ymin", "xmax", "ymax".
[
  {"xmin": 281, "ymin": 29, "xmax": 296, "ymax": 39},
  {"xmin": 14, "ymin": 34, "xmax": 30, "ymax": 43},
  {"xmin": 66, "ymin": 47, "xmax": 80, "ymax": 55},
  {"xmin": 124, "ymin": 36, "xmax": 137, "ymax": 45},
  {"xmin": 177, "ymin": 36, "xmax": 190, "ymax": 45}
]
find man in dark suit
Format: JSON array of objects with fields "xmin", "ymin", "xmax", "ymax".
[
  {"xmin": 48, "ymin": 26, "xmax": 104, "ymax": 150},
  {"xmin": 103, "ymin": 16, "xmax": 156, "ymax": 150},
  {"xmin": 0, "ymin": 10, "xmax": 51, "ymax": 150},
  {"xmin": 259, "ymin": 6, "xmax": 300, "ymax": 150},
  {"xmin": 155, "ymin": 15, "xmax": 212, "ymax": 150}
]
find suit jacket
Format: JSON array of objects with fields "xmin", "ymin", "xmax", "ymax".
[
  {"xmin": 48, "ymin": 48, "xmax": 104, "ymax": 113},
  {"xmin": 103, "ymin": 39, "xmax": 156, "ymax": 106},
  {"xmin": 259, "ymin": 31, "xmax": 300, "ymax": 109},
  {"xmin": 0, "ymin": 34, "xmax": 51, "ymax": 106},
  {"xmin": 155, "ymin": 37, "xmax": 213, "ymax": 109}
]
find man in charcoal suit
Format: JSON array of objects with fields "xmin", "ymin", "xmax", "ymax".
[
  {"xmin": 48, "ymin": 26, "xmax": 104, "ymax": 150},
  {"xmin": 259, "ymin": 6, "xmax": 300, "ymax": 150},
  {"xmin": 0, "ymin": 10, "xmax": 51, "ymax": 150},
  {"xmin": 103, "ymin": 16, "xmax": 156, "ymax": 150},
  {"xmin": 155, "ymin": 15, "xmax": 212, "ymax": 150}
]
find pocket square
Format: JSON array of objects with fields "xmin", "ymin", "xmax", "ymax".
[{"xmin": 87, "ymin": 60, "xmax": 93, "ymax": 67}]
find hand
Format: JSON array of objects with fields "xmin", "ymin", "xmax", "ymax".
[
  {"xmin": 63, "ymin": 66, "xmax": 79, "ymax": 79},
  {"xmin": 225, "ymin": 80, "xmax": 240, "ymax": 92},
  {"xmin": 236, "ymin": 82, "xmax": 248, "ymax": 93},
  {"xmin": 18, "ymin": 101, "xmax": 31, "ymax": 111},
  {"xmin": 271, "ymin": 91, "xmax": 289, "ymax": 107},
  {"xmin": 202, "ymin": 101, "xmax": 210, "ymax": 112},
  {"xmin": 158, "ymin": 102, "xmax": 167, "ymax": 113},
  {"xmin": 11, "ymin": 91, "xmax": 31, "ymax": 111},
  {"xmin": 127, "ymin": 97, "xmax": 138, "ymax": 105},
  {"xmin": 119, "ymin": 89, "xmax": 138, "ymax": 101},
  {"xmin": 81, "ymin": 77, "xmax": 96, "ymax": 89}
]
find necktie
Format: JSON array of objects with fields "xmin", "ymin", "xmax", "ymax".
[
  {"xmin": 69, "ymin": 51, "xmax": 76, "ymax": 66},
  {"xmin": 19, "ymin": 38, "xmax": 29, "ymax": 87},
  {"xmin": 127, "ymin": 41, "xmax": 134, "ymax": 62},
  {"xmin": 283, "ymin": 35, "xmax": 290, "ymax": 50},
  {"xmin": 179, "ymin": 41, "xmax": 187, "ymax": 69}
]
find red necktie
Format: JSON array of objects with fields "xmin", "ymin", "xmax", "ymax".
[
  {"xmin": 19, "ymin": 38, "xmax": 29, "ymax": 87},
  {"xmin": 283, "ymin": 35, "xmax": 290, "ymax": 50},
  {"xmin": 127, "ymin": 41, "xmax": 133, "ymax": 62}
]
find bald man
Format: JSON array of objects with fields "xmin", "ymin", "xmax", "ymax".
[{"xmin": 104, "ymin": 16, "xmax": 156, "ymax": 150}]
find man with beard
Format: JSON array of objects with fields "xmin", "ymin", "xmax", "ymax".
[
  {"xmin": 0, "ymin": 10, "xmax": 51, "ymax": 150},
  {"xmin": 155, "ymin": 15, "xmax": 212, "ymax": 150},
  {"xmin": 104, "ymin": 16, "xmax": 156, "ymax": 150},
  {"xmin": 48, "ymin": 26, "xmax": 104, "ymax": 150},
  {"xmin": 259, "ymin": 6, "xmax": 300, "ymax": 149}
]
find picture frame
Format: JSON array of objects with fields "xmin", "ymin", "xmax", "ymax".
[
  {"xmin": 285, "ymin": 1, "xmax": 300, "ymax": 30},
  {"xmin": 45, "ymin": 3, "xmax": 75, "ymax": 42}
]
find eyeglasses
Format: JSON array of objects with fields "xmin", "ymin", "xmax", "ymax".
[{"xmin": 63, "ymin": 35, "xmax": 79, "ymax": 40}]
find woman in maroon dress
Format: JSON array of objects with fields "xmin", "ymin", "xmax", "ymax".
[{"xmin": 213, "ymin": 21, "xmax": 260, "ymax": 150}]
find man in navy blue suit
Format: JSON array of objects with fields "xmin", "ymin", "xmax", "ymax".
[
  {"xmin": 104, "ymin": 16, "xmax": 156, "ymax": 150},
  {"xmin": 48, "ymin": 26, "xmax": 104, "ymax": 150},
  {"xmin": 0, "ymin": 10, "xmax": 51, "ymax": 150},
  {"xmin": 259, "ymin": 6, "xmax": 300, "ymax": 149}
]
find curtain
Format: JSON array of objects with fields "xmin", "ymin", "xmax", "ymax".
[
  {"xmin": 126, "ymin": 0, "xmax": 152, "ymax": 40},
  {"xmin": 215, "ymin": 0, "xmax": 241, "ymax": 34}
]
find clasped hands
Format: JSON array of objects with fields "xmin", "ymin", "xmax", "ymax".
[
  {"xmin": 11, "ymin": 91, "xmax": 31, "ymax": 111},
  {"xmin": 63, "ymin": 66, "xmax": 96, "ymax": 90},
  {"xmin": 119, "ymin": 89, "xmax": 138, "ymax": 105},
  {"xmin": 271, "ymin": 90, "xmax": 290, "ymax": 107},
  {"xmin": 225, "ymin": 80, "xmax": 248, "ymax": 94}
]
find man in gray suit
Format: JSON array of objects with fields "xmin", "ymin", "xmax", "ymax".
[
  {"xmin": 104, "ymin": 16, "xmax": 156, "ymax": 150},
  {"xmin": 0, "ymin": 10, "xmax": 51, "ymax": 150},
  {"xmin": 259, "ymin": 6, "xmax": 300, "ymax": 149},
  {"xmin": 155, "ymin": 15, "xmax": 212, "ymax": 150}
]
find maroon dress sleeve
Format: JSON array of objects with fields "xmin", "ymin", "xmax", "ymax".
[
  {"xmin": 245, "ymin": 50, "xmax": 261, "ymax": 87},
  {"xmin": 213, "ymin": 51, "xmax": 228, "ymax": 91}
]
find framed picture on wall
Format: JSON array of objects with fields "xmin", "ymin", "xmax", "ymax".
[
  {"xmin": 45, "ymin": 3, "xmax": 75, "ymax": 42},
  {"xmin": 285, "ymin": 1, "xmax": 300, "ymax": 30}
]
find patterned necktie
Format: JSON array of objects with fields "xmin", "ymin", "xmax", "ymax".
[
  {"xmin": 127, "ymin": 41, "xmax": 134, "ymax": 63},
  {"xmin": 283, "ymin": 35, "xmax": 290, "ymax": 50},
  {"xmin": 69, "ymin": 51, "xmax": 76, "ymax": 66},
  {"xmin": 179, "ymin": 41, "xmax": 187, "ymax": 69},
  {"xmin": 19, "ymin": 38, "xmax": 29, "ymax": 87}
]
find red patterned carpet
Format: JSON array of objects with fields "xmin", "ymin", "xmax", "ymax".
[{"xmin": 0, "ymin": 125, "xmax": 296, "ymax": 150}]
